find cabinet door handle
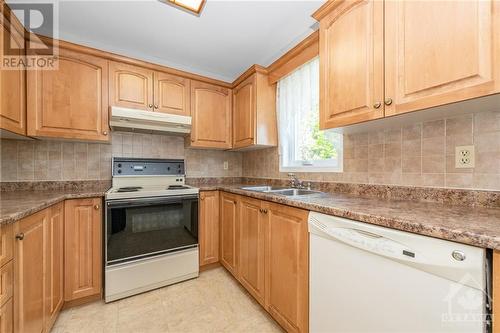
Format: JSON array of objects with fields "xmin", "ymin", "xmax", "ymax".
[
  {"xmin": 102, "ymin": 131, "xmax": 108, "ymax": 135},
  {"xmin": 262, "ymin": 209, "xmax": 268, "ymax": 214},
  {"xmin": 200, "ymin": 196, "xmax": 205, "ymax": 200},
  {"xmin": 15, "ymin": 233, "xmax": 24, "ymax": 241},
  {"xmin": 94, "ymin": 204, "xmax": 100, "ymax": 210},
  {"xmin": 148, "ymin": 104, "xmax": 153, "ymax": 108},
  {"xmin": 373, "ymin": 101, "xmax": 381, "ymax": 109},
  {"xmin": 154, "ymin": 105, "xmax": 159, "ymax": 109},
  {"xmin": 384, "ymin": 98, "xmax": 393, "ymax": 106}
]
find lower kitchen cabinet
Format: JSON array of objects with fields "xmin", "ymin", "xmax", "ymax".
[
  {"xmin": 0, "ymin": 222, "xmax": 13, "ymax": 333},
  {"xmin": 64, "ymin": 198, "xmax": 103, "ymax": 303},
  {"xmin": 45, "ymin": 203, "xmax": 65, "ymax": 330},
  {"xmin": 0, "ymin": 298, "xmax": 13, "ymax": 333},
  {"xmin": 218, "ymin": 192, "xmax": 309, "ymax": 333},
  {"xmin": 219, "ymin": 192, "xmax": 239, "ymax": 277},
  {"xmin": 13, "ymin": 203, "xmax": 66, "ymax": 333},
  {"xmin": 266, "ymin": 202, "xmax": 309, "ymax": 333},
  {"xmin": 238, "ymin": 196, "xmax": 267, "ymax": 306},
  {"xmin": 199, "ymin": 191, "xmax": 220, "ymax": 267},
  {"xmin": 14, "ymin": 209, "xmax": 47, "ymax": 333}
]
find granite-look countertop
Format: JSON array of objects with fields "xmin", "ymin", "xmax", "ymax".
[
  {"xmin": 200, "ymin": 184, "xmax": 500, "ymax": 250},
  {"xmin": 0, "ymin": 185, "xmax": 109, "ymax": 225}
]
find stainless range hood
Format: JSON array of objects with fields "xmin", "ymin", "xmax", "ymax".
[{"xmin": 109, "ymin": 107, "xmax": 191, "ymax": 135}]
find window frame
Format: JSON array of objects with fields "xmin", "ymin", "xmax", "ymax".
[{"xmin": 277, "ymin": 57, "xmax": 343, "ymax": 173}]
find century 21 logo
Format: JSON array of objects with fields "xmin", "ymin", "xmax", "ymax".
[{"xmin": 4, "ymin": 3, "xmax": 54, "ymax": 56}]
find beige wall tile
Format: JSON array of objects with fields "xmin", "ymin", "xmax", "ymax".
[
  {"xmin": 422, "ymin": 173, "xmax": 445, "ymax": 187},
  {"xmin": 422, "ymin": 155, "xmax": 445, "ymax": 174},
  {"xmin": 446, "ymin": 114, "xmax": 473, "ymax": 137},
  {"xmin": 402, "ymin": 156, "xmax": 422, "ymax": 173},
  {"xmin": 403, "ymin": 124, "xmax": 422, "ymax": 141},
  {"xmin": 422, "ymin": 136, "xmax": 445, "ymax": 156},
  {"xmin": 402, "ymin": 139, "xmax": 421, "ymax": 157},
  {"xmin": 423, "ymin": 120, "xmax": 445, "ymax": 138},
  {"xmin": 446, "ymin": 173, "xmax": 473, "ymax": 189}
]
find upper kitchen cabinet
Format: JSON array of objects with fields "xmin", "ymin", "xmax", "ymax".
[
  {"xmin": 384, "ymin": 0, "xmax": 500, "ymax": 116},
  {"xmin": 316, "ymin": 0, "xmax": 384, "ymax": 129},
  {"xmin": 314, "ymin": 0, "xmax": 500, "ymax": 129},
  {"xmin": 188, "ymin": 80, "xmax": 232, "ymax": 149},
  {"xmin": 27, "ymin": 47, "xmax": 110, "ymax": 141},
  {"xmin": 109, "ymin": 61, "xmax": 154, "ymax": 111},
  {"xmin": 155, "ymin": 71, "xmax": 190, "ymax": 116},
  {"xmin": 0, "ymin": 18, "xmax": 26, "ymax": 136},
  {"xmin": 109, "ymin": 63, "xmax": 191, "ymax": 116},
  {"xmin": 232, "ymin": 67, "xmax": 277, "ymax": 150}
]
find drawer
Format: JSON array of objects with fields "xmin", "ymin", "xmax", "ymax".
[
  {"xmin": 0, "ymin": 262, "xmax": 12, "ymax": 307},
  {"xmin": 0, "ymin": 298, "xmax": 12, "ymax": 333},
  {"xmin": 0, "ymin": 225, "xmax": 13, "ymax": 267}
]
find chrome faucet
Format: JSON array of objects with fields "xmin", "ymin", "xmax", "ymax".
[{"xmin": 288, "ymin": 173, "xmax": 312, "ymax": 190}]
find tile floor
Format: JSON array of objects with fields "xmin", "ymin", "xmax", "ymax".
[{"xmin": 52, "ymin": 267, "xmax": 283, "ymax": 333}]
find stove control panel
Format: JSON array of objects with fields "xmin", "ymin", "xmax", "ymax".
[{"xmin": 112, "ymin": 158, "xmax": 185, "ymax": 176}]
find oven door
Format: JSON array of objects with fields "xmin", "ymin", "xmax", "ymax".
[{"xmin": 105, "ymin": 194, "xmax": 198, "ymax": 265}]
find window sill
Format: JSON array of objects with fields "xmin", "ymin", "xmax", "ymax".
[{"xmin": 279, "ymin": 166, "xmax": 343, "ymax": 173}]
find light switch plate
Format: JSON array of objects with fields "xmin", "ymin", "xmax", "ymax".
[
  {"xmin": 223, "ymin": 161, "xmax": 228, "ymax": 170},
  {"xmin": 455, "ymin": 145, "xmax": 475, "ymax": 168}
]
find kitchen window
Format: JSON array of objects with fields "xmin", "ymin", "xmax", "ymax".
[{"xmin": 277, "ymin": 57, "xmax": 343, "ymax": 172}]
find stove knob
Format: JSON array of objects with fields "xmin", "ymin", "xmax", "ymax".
[
  {"xmin": 117, "ymin": 163, "xmax": 122, "ymax": 167},
  {"xmin": 117, "ymin": 169, "xmax": 122, "ymax": 174}
]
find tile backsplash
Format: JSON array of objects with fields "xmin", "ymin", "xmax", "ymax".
[
  {"xmin": 242, "ymin": 110, "xmax": 500, "ymax": 191},
  {"xmin": 2, "ymin": 110, "xmax": 499, "ymax": 191},
  {"xmin": 0, "ymin": 132, "xmax": 242, "ymax": 182}
]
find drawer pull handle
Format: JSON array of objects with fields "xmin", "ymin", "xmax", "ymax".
[
  {"xmin": 373, "ymin": 101, "xmax": 381, "ymax": 109},
  {"xmin": 16, "ymin": 233, "xmax": 24, "ymax": 241},
  {"xmin": 384, "ymin": 98, "xmax": 393, "ymax": 106},
  {"xmin": 94, "ymin": 205, "xmax": 100, "ymax": 210}
]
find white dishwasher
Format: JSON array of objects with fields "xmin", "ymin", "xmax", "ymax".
[{"xmin": 308, "ymin": 212, "xmax": 490, "ymax": 333}]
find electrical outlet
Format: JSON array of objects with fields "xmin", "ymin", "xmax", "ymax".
[
  {"xmin": 223, "ymin": 161, "xmax": 229, "ymax": 170},
  {"xmin": 455, "ymin": 145, "xmax": 475, "ymax": 168}
]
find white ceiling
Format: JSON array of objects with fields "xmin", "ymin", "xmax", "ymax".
[{"xmin": 9, "ymin": 0, "xmax": 324, "ymax": 82}]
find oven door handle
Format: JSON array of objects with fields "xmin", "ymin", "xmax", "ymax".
[{"xmin": 106, "ymin": 195, "xmax": 198, "ymax": 208}]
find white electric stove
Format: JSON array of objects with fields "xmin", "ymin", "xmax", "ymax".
[{"xmin": 104, "ymin": 158, "xmax": 199, "ymax": 302}]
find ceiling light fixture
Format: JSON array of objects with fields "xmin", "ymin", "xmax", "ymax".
[{"xmin": 168, "ymin": 0, "xmax": 205, "ymax": 15}]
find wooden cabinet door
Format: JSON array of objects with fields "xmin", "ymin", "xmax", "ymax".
[
  {"xmin": 219, "ymin": 192, "xmax": 238, "ymax": 277},
  {"xmin": 0, "ymin": 22, "xmax": 26, "ymax": 136},
  {"xmin": 233, "ymin": 75, "xmax": 255, "ymax": 148},
  {"xmin": 0, "ymin": 262, "xmax": 12, "ymax": 308},
  {"xmin": 385, "ymin": 0, "xmax": 500, "ymax": 116},
  {"xmin": 199, "ymin": 191, "xmax": 220, "ymax": 267},
  {"xmin": 109, "ymin": 61, "xmax": 154, "ymax": 111},
  {"xmin": 318, "ymin": 0, "xmax": 384, "ymax": 129},
  {"xmin": 27, "ymin": 48, "xmax": 109, "ymax": 141},
  {"xmin": 0, "ymin": 224, "xmax": 13, "ymax": 267},
  {"xmin": 0, "ymin": 298, "xmax": 12, "ymax": 333},
  {"xmin": 154, "ymin": 72, "xmax": 190, "ymax": 116},
  {"xmin": 238, "ymin": 196, "xmax": 266, "ymax": 306},
  {"xmin": 14, "ymin": 209, "xmax": 47, "ymax": 333},
  {"xmin": 45, "ymin": 203, "xmax": 64, "ymax": 330},
  {"xmin": 64, "ymin": 198, "xmax": 102, "ymax": 302},
  {"xmin": 265, "ymin": 202, "xmax": 309, "ymax": 333},
  {"xmin": 190, "ymin": 80, "xmax": 232, "ymax": 149}
]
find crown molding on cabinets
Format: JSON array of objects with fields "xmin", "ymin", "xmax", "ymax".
[
  {"xmin": 266, "ymin": 30, "xmax": 319, "ymax": 84},
  {"xmin": 311, "ymin": 0, "xmax": 343, "ymax": 21}
]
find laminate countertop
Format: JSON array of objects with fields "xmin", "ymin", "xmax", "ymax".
[
  {"xmin": 0, "ymin": 185, "xmax": 109, "ymax": 225},
  {"xmin": 199, "ymin": 184, "xmax": 500, "ymax": 250},
  {"xmin": 2, "ymin": 183, "xmax": 500, "ymax": 250}
]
